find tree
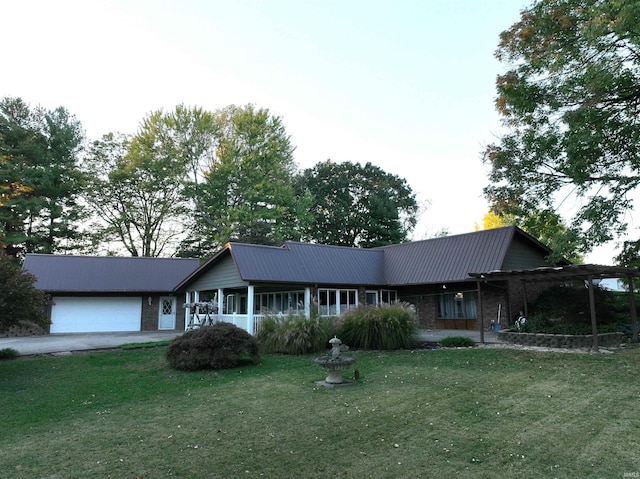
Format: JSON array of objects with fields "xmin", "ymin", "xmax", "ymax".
[
  {"xmin": 0, "ymin": 253, "xmax": 49, "ymax": 332},
  {"xmin": 83, "ymin": 131, "xmax": 187, "ymax": 257},
  {"xmin": 189, "ymin": 104, "xmax": 302, "ymax": 254},
  {"xmin": 483, "ymin": 0, "xmax": 640, "ymax": 260},
  {"xmin": 296, "ymin": 160, "xmax": 418, "ymax": 247},
  {"xmin": 83, "ymin": 105, "xmax": 218, "ymax": 257},
  {"xmin": 474, "ymin": 211, "xmax": 512, "ymax": 231},
  {"xmin": 476, "ymin": 209, "xmax": 583, "ymax": 263},
  {"xmin": 0, "ymin": 97, "xmax": 85, "ymax": 257}
]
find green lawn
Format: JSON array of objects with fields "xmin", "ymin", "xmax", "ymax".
[{"xmin": 1, "ymin": 345, "xmax": 639, "ymax": 479}]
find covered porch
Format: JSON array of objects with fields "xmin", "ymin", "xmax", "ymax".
[
  {"xmin": 182, "ymin": 285, "xmax": 400, "ymax": 333},
  {"xmin": 183, "ymin": 285, "xmax": 313, "ymax": 334}
]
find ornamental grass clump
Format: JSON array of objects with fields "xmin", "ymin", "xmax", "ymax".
[
  {"xmin": 256, "ymin": 312, "xmax": 336, "ymax": 355},
  {"xmin": 336, "ymin": 302, "xmax": 418, "ymax": 350},
  {"xmin": 166, "ymin": 322, "xmax": 259, "ymax": 371}
]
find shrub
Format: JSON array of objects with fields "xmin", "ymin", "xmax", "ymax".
[
  {"xmin": 0, "ymin": 348, "xmax": 19, "ymax": 360},
  {"xmin": 166, "ymin": 322, "xmax": 259, "ymax": 371},
  {"xmin": 528, "ymin": 284, "xmax": 622, "ymax": 326},
  {"xmin": 0, "ymin": 253, "xmax": 50, "ymax": 333},
  {"xmin": 520, "ymin": 312, "xmax": 620, "ymax": 335},
  {"xmin": 256, "ymin": 312, "xmax": 336, "ymax": 355},
  {"xmin": 336, "ymin": 302, "xmax": 418, "ymax": 350},
  {"xmin": 440, "ymin": 336, "xmax": 475, "ymax": 348}
]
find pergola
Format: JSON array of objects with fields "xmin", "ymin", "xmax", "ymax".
[{"xmin": 470, "ymin": 264, "xmax": 640, "ymax": 352}]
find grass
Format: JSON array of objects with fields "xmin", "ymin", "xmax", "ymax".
[{"xmin": 1, "ymin": 346, "xmax": 640, "ymax": 478}]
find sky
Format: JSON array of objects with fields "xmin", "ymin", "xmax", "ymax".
[{"xmin": 1, "ymin": 0, "xmax": 618, "ymax": 263}]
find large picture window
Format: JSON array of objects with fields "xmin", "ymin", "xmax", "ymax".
[
  {"xmin": 437, "ymin": 291, "xmax": 477, "ymax": 319},
  {"xmin": 254, "ymin": 291, "xmax": 305, "ymax": 314},
  {"xmin": 318, "ymin": 288, "xmax": 357, "ymax": 316}
]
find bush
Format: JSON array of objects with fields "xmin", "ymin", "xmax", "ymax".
[
  {"xmin": 528, "ymin": 284, "xmax": 622, "ymax": 326},
  {"xmin": 0, "ymin": 348, "xmax": 19, "ymax": 360},
  {"xmin": 166, "ymin": 322, "xmax": 259, "ymax": 371},
  {"xmin": 520, "ymin": 313, "xmax": 620, "ymax": 335},
  {"xmin": 256, "ymin": 312, "xmax": 336, "ymax": 355},
  {"xmin": 440, "ymin": 336, "xmax": 475, "ymax": 348},
  {"xmin": 336, "ymin": 302, "xmax": 418, "ymax": 350},
  {"xmin": 0, "ymin": 254, "xmax": 50, "ymax": 333}
]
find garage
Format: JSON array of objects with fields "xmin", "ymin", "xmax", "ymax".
[
  {"xmin": 23, "ymin": 254, "xmax": 200, "ymax": 333},
  {"xmin": 50, "ymin": 297, "xmax": 142, "ymax": 333}
]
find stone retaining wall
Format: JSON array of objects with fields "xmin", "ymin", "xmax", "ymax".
[
  {"xmin": 0, "ymin": 322, "xmax": 48, "ymax": 338},
  {"xmin": 497, "ymin": 330, "xmax": 625, "ymax": 349}
]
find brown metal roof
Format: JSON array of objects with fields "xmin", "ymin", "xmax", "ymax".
[
  {"xmin": 23, "ymin": 254, "xmax": 200, "ymax": 293},
  {"xmin": 175, "ymin": 241, "xmax": 386, "ymax": 290},
  {"xmin": 175, "ymin": 226, "xmax": 553, "ymax": 290},
  {"xmin": 381, "ymin": 226, "xmax": 544, "ymax": 285}
]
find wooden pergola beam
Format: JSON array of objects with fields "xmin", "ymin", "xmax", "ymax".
[{"xmin": 470, "ymin": 264, "xmax": 640, "ymax": 351}]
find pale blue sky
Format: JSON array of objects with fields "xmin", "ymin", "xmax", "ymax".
[{"xmin": 8, "ymin": 0, "xmax": 617, "ymax": 262}]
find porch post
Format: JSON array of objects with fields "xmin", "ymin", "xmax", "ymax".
[
  {"xmin": 627, "ymin": 278, "xmax": 639, "ymax": 342},
  {"xmin": 587, "ymin": 275, "xmax": 599, "ymax": 352},
  {"xmin": 185, "ymin": 291, "xmax": 191, "ymax": 330},
  {"xmin": 193, "ymin": 290, "xmax": 200, "ymax": 328},
  {"xmin": 217, "ymin": 288, "xmax": 224, "ymax": 318},
  {"xmin": 477, "ymin": 281, "xmax": 485, "ymax": 344},
  {"xmin": 304, "ymin": 287, "xmax": 311, "ymax": 319},
  {"xmin": 247, "ymin": 285, "xmax": 255, "ymax": 335}
]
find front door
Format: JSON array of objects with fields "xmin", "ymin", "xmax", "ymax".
[{"xmin": 159, "ymin": 297, "xmax": 176, "ymax": 330}]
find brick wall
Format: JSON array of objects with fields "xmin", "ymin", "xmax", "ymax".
[
  {"xmin": 141, "ymin": 295, "xmax": 187, "ymax": 331},
  {"xmin": 141, "ymin": 295, "xmax": 158, "ymax": 331},
  {"xmin": 397, "ymin": 279, "xmax": 559, "ymax": 331}
]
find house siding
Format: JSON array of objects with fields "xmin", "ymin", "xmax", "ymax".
[
  {"xmin": 502, "ymin": 236, "xmax": 552, "ymax": 271},
  {"xmin": 190, "ymin": 255, "xmax": 247, "ymax": 291}
]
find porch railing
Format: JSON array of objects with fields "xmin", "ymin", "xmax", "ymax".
[{"xmin": 187, "ymin": 313, "xmax": 265, "ymax": 334}]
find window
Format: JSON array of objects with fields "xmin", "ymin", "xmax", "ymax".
[
  {"xmin": 318, "ymin": 288, "xmax": 358, "ymax": 316},
  {"xmin": 380, "ymin": 290, "xmax": 397, "ymax": 304},
  {"xmin": 225, "ymin": 295, "xmax": 235, "ymax": 314},
  {"xmin": 161, "ymin": 298, "xmax": 174, "ymax": 315},
  {"xmin": 437, "ymin": 291, "xmax": 477, "ymax": 319},
  {"xmin": 365, "ymin": 289, "xmax": 397, "ymax": 305},
  {"xmin": 254, "ymin": 291, "xmax": 305, "ymax": 314},
  {"xmin": 366, "ymin": 291, "xmax": 378, "ymax": 305}
]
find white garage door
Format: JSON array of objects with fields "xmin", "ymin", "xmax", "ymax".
[{"xmin": 50, "ymin": 297, "xmax": 142, "ymax": 333}]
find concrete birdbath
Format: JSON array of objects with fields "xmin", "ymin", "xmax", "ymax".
[{"xmin": 314, "ymin": 336, "xmax": 356, "ymax": 386}]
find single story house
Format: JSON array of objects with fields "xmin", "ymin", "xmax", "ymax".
[
  {"xmin": 22, "ymin": 227, "xmax": 640, "ymax": 343},
  {"xmin": 23, "ymin": 254, "xmax": 200, "ymax": 333},
  {"xmin": 173, "ymin": 226, "xmax": 563, "ymax": 333}
]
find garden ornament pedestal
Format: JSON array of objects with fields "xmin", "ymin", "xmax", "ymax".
[{"xmin": 314, "ymin": 337, "xmax": 356, "ymax": 387}]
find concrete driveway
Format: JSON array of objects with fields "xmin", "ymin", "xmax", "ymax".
[{"xmin": 0, "ymin": 331, "xmax": 183, "ymax": 356}]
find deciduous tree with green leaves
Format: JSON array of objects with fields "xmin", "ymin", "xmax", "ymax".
[
  {"xmin": 189, "ymin": 104, "xmax": 304, "ymax": 254},
  {"xmin": 83, "ymin": 130, "xmax": 189, "ymax": 257},
  {"xmin": 296, "ymin": 160, "xmax": 418, "ymax": 247},
  {"xmin": 83, "ymin": 105, "xmax": 218, "ymax": 257},
  {"xmin": 483, "ymin": 0, "xmax": 640, "ymax": 262}
]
